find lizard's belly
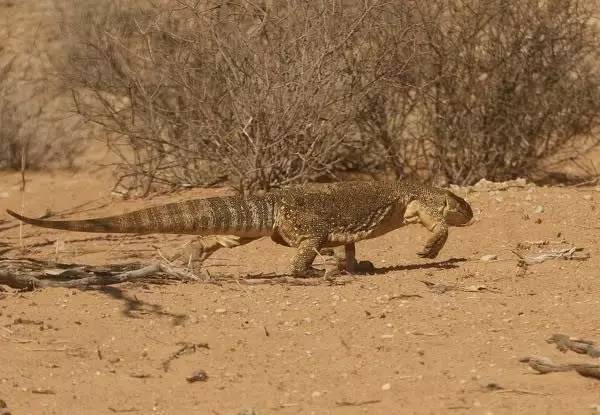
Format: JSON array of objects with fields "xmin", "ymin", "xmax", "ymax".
[{"xmin": 326, "ymin": 209, "xmax": 407, "ymax": 245}]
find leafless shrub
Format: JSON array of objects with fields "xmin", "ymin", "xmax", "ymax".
[
  {"xmin": 58, "ymin": 0, "xmax": 600, "ymax": 191},
  {"xmin": 58, "ymin": 0, "xmax": 412, "ymax": 194},
  {"xmin": 353, "ymin": 0, "xmax": 600, "ymax": 185},
  {"xmin": 0, "ymin": 32, "xmax": 82, "ymax": 171},
  {"xmin": 417, "ymin": 0, "xmax": 600, "ymax": 184}
]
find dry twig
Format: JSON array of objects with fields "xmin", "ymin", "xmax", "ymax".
[
  {"xmin": 547, "ymin": 334, "xmax": 600, "ymax": 358},
  {"xmin": 0, "ymin": 258, "xmax": 200, "ymax": 290},
  {"xmin": 162, "ymin": 342, "xmax": 209, "ymax": 372},
  {"xmin": 520, "ymin": 356, "xmax": 600, "ymax": 380}
]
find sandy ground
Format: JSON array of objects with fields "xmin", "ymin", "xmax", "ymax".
[
  {"xmin": 1, "ymin": 1, "xmax": 600, "ymax": 414},
  {"xmin": 1, "ymin": 170, "xmax": 600, "ymax": 415}
]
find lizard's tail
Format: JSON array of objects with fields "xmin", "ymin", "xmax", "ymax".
[{"xmin": 6, "ymin": 195, "xmax": 275, "ymax": 236}]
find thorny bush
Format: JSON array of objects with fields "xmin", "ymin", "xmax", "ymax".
[
  {"xmin": 59, "ymin": 0, "xmax": 600, "ymax": 192},
  {"xmin": 59, "ymin": 0, "xmax": 408, "ymax": 194},
  {"xmin": 0, "ymin": 48, "xmax": 81, "ymax": 171}
]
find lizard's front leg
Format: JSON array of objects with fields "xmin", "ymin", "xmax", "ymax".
[
  {"xmin": 290, "ymin": 236, "xmax": 327, "ymax": 277},
  {"xmin": 405, "ymin": 201, "xmax": 449, "ymax": 259},
  {"xmin": 417, "ymin": 221, "xmax": 448, "ymax": 259}
]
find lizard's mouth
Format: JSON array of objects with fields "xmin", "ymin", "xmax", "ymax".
[
  {"xmin": 446, "ymin": 210, "xmax": 475, "ymax": 226},
  {"xmin": 457, "ymin": 217, "xmax": 475, "ymax": 227}
]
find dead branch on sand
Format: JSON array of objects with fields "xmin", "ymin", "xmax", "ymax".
[
  {"xmin": 519, "ymin": 356, "xmax": 600, "ymax": 380},
  {"xmin": 0, "ymin": 258, "xmax": 201, "ymax": 290}
]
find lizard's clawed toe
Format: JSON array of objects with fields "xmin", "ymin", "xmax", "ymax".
[
  {"xmin": 293, "ymin": 267, "xmax": 326, "ymax": 278},
  {"xmin": 417, "ymin": 250, "xmax": 438, "ymax": 259}
]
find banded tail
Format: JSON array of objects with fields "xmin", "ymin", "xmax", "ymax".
[{"xmin": 6, "ymin": 195, "xmax": 275, "ymax": 237}]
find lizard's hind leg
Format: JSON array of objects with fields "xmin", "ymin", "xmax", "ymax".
[
  {"xmin": 334, "ymin": 243, "xmax": 374, "ymax": 274},
  {"xmin": 173, "ymin": 235, "xmax": 256, "ymax": 270}
]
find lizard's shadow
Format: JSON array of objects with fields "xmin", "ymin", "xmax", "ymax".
[
  {"xmin": 371, "ymin": 257, "xmax": 467, "ymax": 275},
  {"xmin": 97, "ymin": 285, "xmax": 188, "ymax": 325},
  {"xmin": 238, "ymin": 257, "xmax": 467, "ymax": 282}
]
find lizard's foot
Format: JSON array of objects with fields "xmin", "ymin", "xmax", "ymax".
[
  {"xmin": 417, "ymin": 223, "xmax": 448, "ymax": 259},
  {"xmin": 323, "ymin": 268, "xmax": 341, "ymax": 281},
  {"xmin": 292, "ymin": 267, "xmax": 326, "ymax": 278},
  {"xmin": 417, "ymin": 248, "xmax": 439, "ymax": 259}
]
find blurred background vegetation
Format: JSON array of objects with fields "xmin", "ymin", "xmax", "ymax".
[{"xmin": 1, "ymin": 0, "xmax": 599, "ymax": 194}]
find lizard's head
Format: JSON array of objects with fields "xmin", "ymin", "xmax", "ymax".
[{"xmin": 443, "ymin": 191, "xmax": 473, "ymax": 226}]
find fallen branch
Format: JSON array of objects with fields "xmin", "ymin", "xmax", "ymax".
[
  {"xmin": 336, "ymin": 399, "xmax": 382, "ymax": 407},
  {"xmin": 482, "ymin": 382, "xmax": 548, "ymax": 396},
  {"xmin": 162, "ymin": 342, "xmax": 210, "ymax": 372},
  {"xmin": 420, "ymin": 280, "xmax": 499, "ymax": 294},
  {"xmin": 512, "ymin": 243, "xmax": 589, "ymax": 267},
  {"xmin": 0, "ymin": 258, "xmax": 201, "ymax": 290},
  {"xmin": 547, "ymin": 334, "xmax": 600, "ymax": 358},
  {"xmin": 519, "ymin": 356, "xmax": 600, "ymax": 380}
]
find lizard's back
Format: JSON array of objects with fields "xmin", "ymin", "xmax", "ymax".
[{"xmin": 271, "ymin": 181, "xmax": 414, "ymax": 244}]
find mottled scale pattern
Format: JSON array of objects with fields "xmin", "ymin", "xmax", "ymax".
[
  {"xmin": 275, "ymin": 181, "xmax": 409, "ymax": 232},
  {"xmin": 7, "ymin": 179, "xmax": 473, "ymax": 277},
  {"xmin": 6, "ymin": 195, "xmax": 275, "ymax": 237}
]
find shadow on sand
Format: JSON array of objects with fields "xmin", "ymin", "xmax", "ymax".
[
  {"xmin": 371, "ymin": 257, "xmax": 467, "ymax": 275},
  {"xmin": 98, "ymin": 285, "xmax": 188, "ymax": 325}
]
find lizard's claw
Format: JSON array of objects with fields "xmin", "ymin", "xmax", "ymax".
[
  {"xmin": 293, "ymin": 267, "xmax": 326, "ymax": 278},
  {"xmin": 417, "ymin": 249, "xmax": 439, "ymax": 259}
]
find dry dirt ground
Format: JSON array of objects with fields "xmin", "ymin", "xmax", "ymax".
[
  {"xmin": 0, "ymin": 170, "xmax": 599, "ymax": 415},
  {"xmin": 1, "ymin": 1, "xmax": 600, "ymax": 414}
]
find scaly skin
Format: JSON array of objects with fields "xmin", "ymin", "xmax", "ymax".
[{"xmin": 6, "ymin": 180, "xmax": 473, "ymax": 277}]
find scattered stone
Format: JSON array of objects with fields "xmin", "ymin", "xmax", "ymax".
[
  {"xmin": 480, "ymin": 254, "xmax": 497, "ymax": 262},
  {"xmin": 534, "ymin": 205, "xmax": 544, "ymax": 214},
  {"xmin": 129, "ymin": 372, "xmax": 152, "ymax": 379},
  {"xmin": 451, "ymin": 178, "xmax": 529, "ymax": 193},
  {"xmin": 31, "ymin": 388, "xmax": 55, "ymax": 394},
  {"xmin": 381, "ymin": 334, "xmax": 394, "ymax": 339},
  {"xmin": 583, "ymin": 194, "xmax": 593, "ymax": 201},
  {"xmin": 186, "ymin": 370, "xmax": 209, "ymax": 383},
  {"xmin": 311, "ymin": 391, "xmax": 322, "ymax": 398},
  {"xmin": 464, "ymin": 285, "xmax": 490, "ymax": 292},
  {"xmin": 381, "ymin": 383, "xmax": 391, "ymax": 391},
  {"xmin": 214, "ymin": 308, "xmax": 227, "ymax": 314}
]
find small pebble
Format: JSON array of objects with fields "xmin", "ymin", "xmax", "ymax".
[
  {"xmin": 583, "ymin": 194, "xmax": 593, "ymax": 201},
  {"xmin": 534, "ymin": 205, "xmax": 544, "ymax": 214},
  {"xmin": 381, "ymin": 334, "xmax": 394, "ymax": 339},
  {"xmin": 480, "ymin": 254, "xmax": 497, "ymax": 262},
  {"xmin": 311, "ymin": 391, "xmax": 321, "ymax": 398},
  {"xmin": 214, "ymin": 308, "xmax": 227, "ymax": 314},
  {"xmin": 186, "ymin": 370, "xmax": 208, "ymax": 383},
  {"xmin": 381, "ymin": 383, "xmax": 391, "ymax": 391}
]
